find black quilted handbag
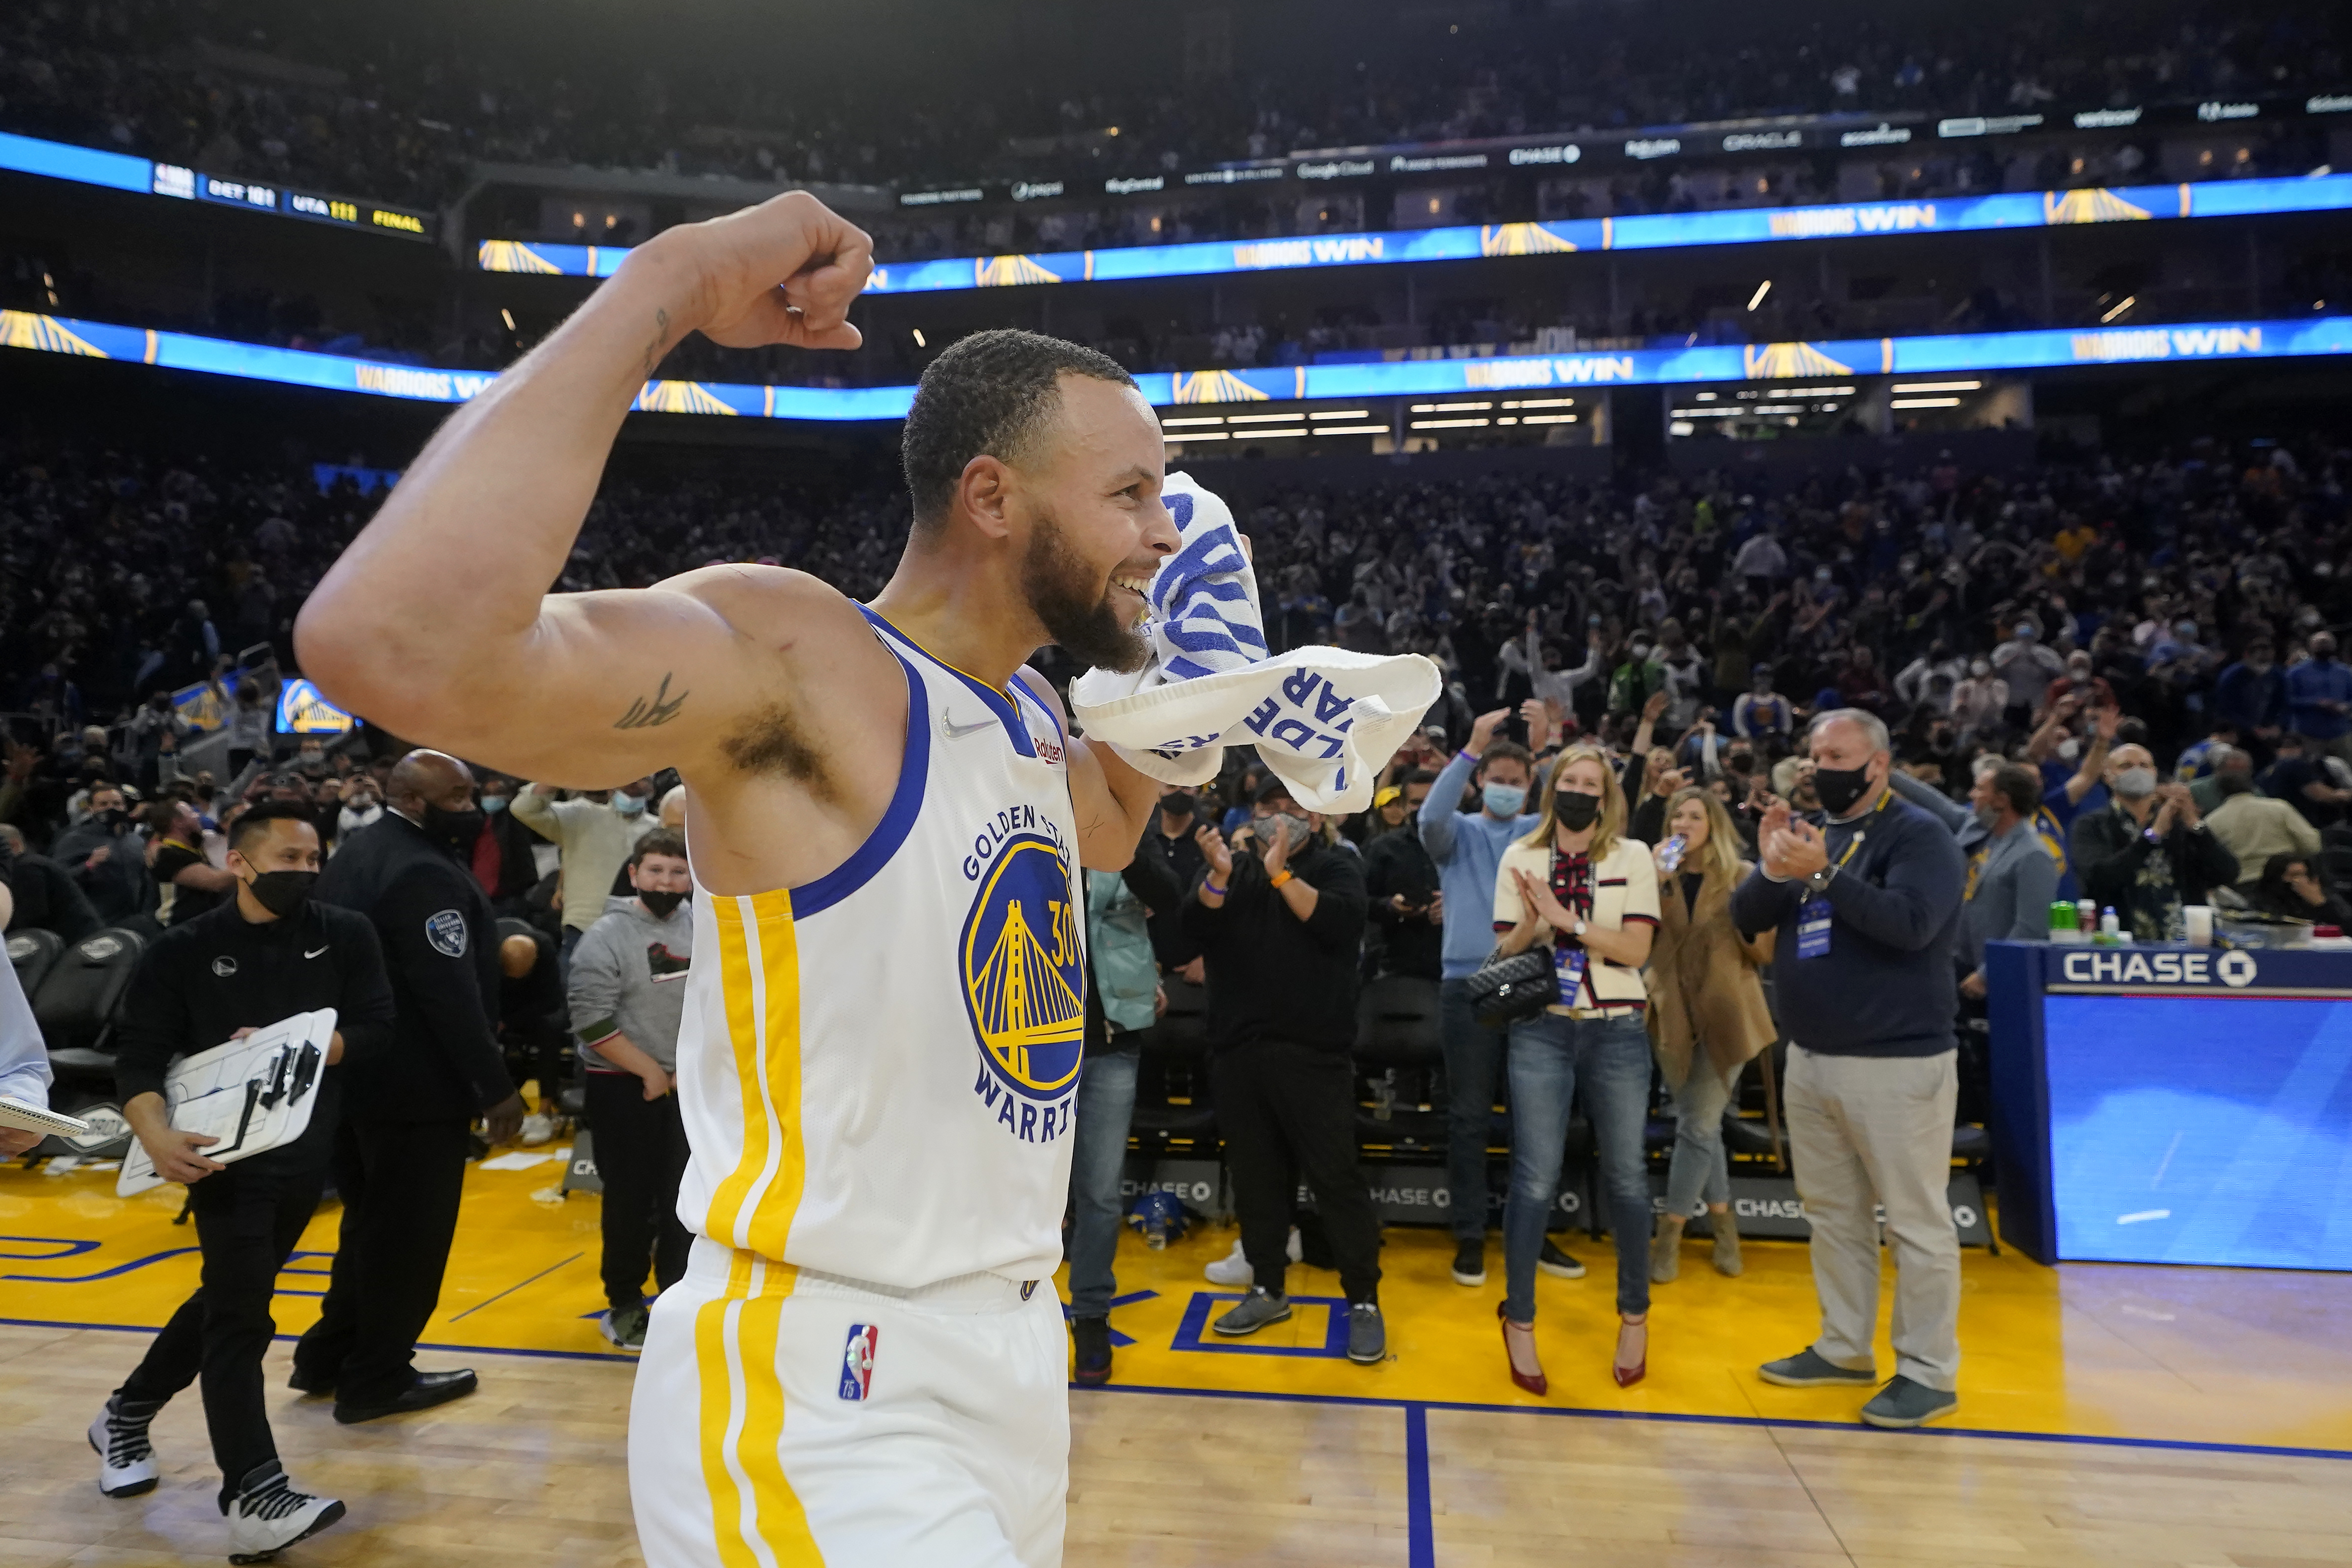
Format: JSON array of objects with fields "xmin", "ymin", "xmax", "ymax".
[{"xmin": 1463, "ymin": 945, "xmax": 1558, "ymax": 1027}]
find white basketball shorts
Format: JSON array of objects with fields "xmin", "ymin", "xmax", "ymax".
[{"xmin": 629, "ymin": 1236, "xmax": 1069, "ymax": 1567}]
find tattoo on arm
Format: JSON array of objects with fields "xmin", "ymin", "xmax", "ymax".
[
  {"xmin": 640, "ymin": 307, "xmax": 670, "ymax": 377},
  {"xmin": 615, "ymin": 672, "xmax": 688, "ymax": 730}
]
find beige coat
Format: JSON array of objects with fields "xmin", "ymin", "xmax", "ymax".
[{"xmin": 1646, "ymin": 859, "xmax": 1776, "ymax": 1085}]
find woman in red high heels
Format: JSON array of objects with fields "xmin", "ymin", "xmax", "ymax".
[{"xmin": 1487, "ymin": 747, "xmax": 1660, "ymax": 1394}]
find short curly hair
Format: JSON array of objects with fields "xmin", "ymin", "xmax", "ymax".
[{"xmin": 900, "ymin": 329, "xmax": 1136, "ymax": 530}]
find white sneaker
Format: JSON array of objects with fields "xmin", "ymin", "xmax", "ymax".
[
  {"xmin": 1203, "ymin": 1228, "xmax": 1304, "ymax": 1286},
  {"xmin": 89, "ymin": 1396, "xmax": 159, "ymax": 1498},
  {"xmin": 519, "ymin": 1113, "xmax": 556, "ymax": 1147},
  {"xmin": 224, "ymin": 1461, "xmax": 345, "ymax": 1564},
  {"xmin": 1204, "ymin": 1237, "xmax": 1252, "ymax": 1286}
]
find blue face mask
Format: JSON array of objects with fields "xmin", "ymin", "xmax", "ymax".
[
  {"xmin": 1482, "ymin": 783, "xmax": 1528, "ymax": 818},
  {"xmin": 480, "ymin": 795, "xmax": 509, "ymax": 815},
  {"xmin": 614, "ymin": 794, "xmax": 647, "ymax": 816}
]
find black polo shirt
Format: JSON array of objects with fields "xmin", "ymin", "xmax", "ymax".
[{"xmin": 114, "ymin": 897, "xmax": 397, "ymax": 1171}]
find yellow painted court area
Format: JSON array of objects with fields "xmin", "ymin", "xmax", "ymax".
[{"xmin": 4, "ymin": 1154, "xmax": 2351, "ymax": 1458}]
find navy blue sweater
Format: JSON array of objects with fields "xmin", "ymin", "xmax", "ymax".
[{"xmin": 1730, "ymin": 793, "xmax": 1967, "ymax": 1058}]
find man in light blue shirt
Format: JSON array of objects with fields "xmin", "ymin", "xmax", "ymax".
[
  {"xmin": 1417, "ymin": 701, "xmax": 1579, "ymax": 1288},
  {"xmin": 0, "ymin": 945, "xmax": 55, "ymax": 1157}
]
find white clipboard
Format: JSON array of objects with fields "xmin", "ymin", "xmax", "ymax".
[{"xmin": 117, "ymin": 1009, "xmax": 337, "ymax": 1197}]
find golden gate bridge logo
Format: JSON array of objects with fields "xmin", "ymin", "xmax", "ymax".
[{"xmin": 960, "ymin": 835, "xmax": 1085, "ymax": 1102}]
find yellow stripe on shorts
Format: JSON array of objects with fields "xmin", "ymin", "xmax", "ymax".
[
  {"xmin": 704, "ymin": 891, "xmax": 808, "ymax": 1257},
  {"xmin": 696, "ymin": 1250, "xmax": 819, "ymax": 1566}
]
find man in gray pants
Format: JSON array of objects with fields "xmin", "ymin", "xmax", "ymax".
[{"xmin": 1731, "ymin": 710, "xmax": 1969, "ymax": 1429}]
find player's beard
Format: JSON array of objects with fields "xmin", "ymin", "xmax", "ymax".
[{"xmin": 1022, "ymin": 509, "xmax": 1149, "ymax": 674}]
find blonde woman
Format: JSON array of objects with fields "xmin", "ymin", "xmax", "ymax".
[
  {"xmin": 1489, "ymin": 746, "xmax": 1660, "ymax": 1393},
  {"xmin": 1646, "ymin": 786, "xmax": 1775, "ymax": 1283}
]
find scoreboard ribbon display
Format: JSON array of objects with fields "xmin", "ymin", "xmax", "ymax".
[{"xmin": 4, "ymin": 307, "xmax": 2346, "ymax": 421}]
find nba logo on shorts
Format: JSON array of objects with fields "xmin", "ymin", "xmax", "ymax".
[{"xmin": 838, "ymin": 1323, "xmax": 879, "ymax": 1401}]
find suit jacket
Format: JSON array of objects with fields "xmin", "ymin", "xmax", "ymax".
[
  {"xmin": 1646, "ymin": 860, "xmax": 1775, "ymax": 1085},
  {"xmin": 315, "ymin": 812, "xmax": 510, "ymax": 1123},
  {"xmin": 1960, "ymin": 822, "xmax": 2058, "ymax": 971}
]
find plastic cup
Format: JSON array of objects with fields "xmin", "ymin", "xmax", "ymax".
[{"xmin": 2183, "ymin": 905, "xmax": 2213, "ymax": 947}]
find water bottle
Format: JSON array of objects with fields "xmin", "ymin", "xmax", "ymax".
[
  {"xmin": 1658, "ymin": 835, "xmax": 1688, "ymax": 873},
  {"xmin": 2099, "ymin": 905, "xmax": 2122, "ymax": 944}
]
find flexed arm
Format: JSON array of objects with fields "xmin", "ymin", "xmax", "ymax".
[{"xmin": 295, "ymin": 192, "xmax": 874, "ymax": 786}]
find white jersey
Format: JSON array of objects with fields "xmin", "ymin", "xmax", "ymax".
[{"xmin": 674, "ymin": 607, "xmax": 1086, "ymax": 1289}]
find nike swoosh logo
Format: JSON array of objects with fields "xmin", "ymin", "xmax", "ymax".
[
  {"xmin": 942, "ymin": 710, "xmax": 998, "ymax": 740},
  {"xmin": 305, "ymin": 947, "xmax": 329, "ymax": 959}
]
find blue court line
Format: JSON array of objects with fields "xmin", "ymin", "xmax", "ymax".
[
  {"xmin": 1080, "ymin": 1380, "xmax": 2352, "ymax": 1464},
  {"xmin": 7, "ymin": 1312, "xmax": 2349, "ymax": 1465},
  {"xmin": 446, "ymin": 1251, "xmax": 583, "ymax": 1322},
  {"xmin": 1403, "ymin": 1403, "xmax": 1435, "ymax": 1568}
]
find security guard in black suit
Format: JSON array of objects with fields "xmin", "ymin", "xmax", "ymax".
[{"xmin": 294, "ymin": 750, "xmax": 526, "ymax": 1423}]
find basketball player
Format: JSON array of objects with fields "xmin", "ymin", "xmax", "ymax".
[{"xmin": 294, "ymin": 192, "xmax": 1176, "ymax": 1566}]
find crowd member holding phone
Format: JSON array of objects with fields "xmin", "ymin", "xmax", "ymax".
[
  {"xmin": 1644, "ymin": 787, "xmax": 1775, "ymax": 1282},
  {"xmin": 1417, "ymin": 699, "xmax": 1584, "ymax": 1289},
  {"xmin": 1487, "ymin": 746, "xmax": 1660, "ymax": 1393}
]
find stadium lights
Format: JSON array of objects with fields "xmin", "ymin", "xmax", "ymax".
[
  {"xmin": 1501, "ymin": 397, "xmax": 1576, "ymax": 408},
  {"xmin": 1229, "ymin": 411, "xmax": 1308, "ymax": 423},
  {"xmin": 1522, "ymin": 413, "xmax": 1578, "ymax": 424},
  {"xmin": 913, "ymin": 327, "xmax": 927, "ymax": 347},
  {"xmin": 1411, "ymin": 417, "xmax": 1491, "ymax": 429},
  {"xmin": 500, "ymin": 308, "xmax": 516, "ymax": 331},
  {"xmin": 2100, "ymin": 294, "xmax": 2137, "ymax": 322},
  {"xmin": 1768, "ymin": 385, "xmax": 1854, "ymax": 396},
  {"xmin": 1695, "ymin": 392, "xmax": 1718, "ymax": 401},
  {"xmin": 1165, "ymin": 430, "xmax": 1230, "ymax": 441},
  {"xmin": 1409, "ymin": 401, "xmax": 1494, "ymax": 412},
  {"xmin": 1747, "ymin": 280, "xmax": 1772, "ymax": 311},
  {"xmin": 1890, "ymin": 379, "xmax": 1981, "ymax": 393},
  {"xmin": 1891, "ymin": 396, "xmax": 1963, "ymax": 408},
  {"xmin": 1162, "ymin": 415, "xmax": 1226, "ymax": 427},
  {"xmin": 1316, "ymin": 424, "xmax": 1391, "ymax": 435},
  {"xmin": 1239, "ymin": 428, "xmax": 1309, "ymax": 438},
  {"xmin": 1307, "ymin": 409, "xmax": 1372, "ymax": 419}
]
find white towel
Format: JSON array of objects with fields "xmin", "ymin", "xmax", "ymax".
[{"xmin": 1071, "ymin": 472, "xmax": 1440, "ymax": 814}]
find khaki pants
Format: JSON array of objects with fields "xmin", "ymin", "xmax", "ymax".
[{"xmin": 1786, "ymin": 1045, "xmax": 1962, "ymax": 1391}]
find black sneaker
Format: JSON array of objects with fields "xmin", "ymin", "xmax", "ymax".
[
  {"xmin": 1071, "ymin": 1316, "xmax": 1113, "ymax": 1387},
  {"xmin": 1537, "ymin": 1239, "xmax": 1586, "ymax": 1279},
  {"xmin": 1450, "ymin": 1238, "xmax": 1486, "ymax": 1286}
]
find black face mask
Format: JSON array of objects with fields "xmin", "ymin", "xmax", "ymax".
[
  {"xmin": 245, "ymin": 869, "xmax": 317, "ymax": 918},
  {"xmin": 1160, "ymin": 792, "xmax": 1195, "ymax": 818},
  {"xmin": 420, "ymin": 803, "xmax": 485, "ymax": 854},
  {"xmin": 1813, "ymin": 763, "xmax": 1875, "ymax": 817},
  {"xmin": 1555, "ymin": 791, "xmax": 1602, "ymax": 832},
  {"xmin": 638, "ymin": 888, "xmax": 688, "ymax": 920}
]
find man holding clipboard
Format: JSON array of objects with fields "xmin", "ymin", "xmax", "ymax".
[{"xmin": 89, "ymin": 801, "xmax": 396, "ymax": 1563}]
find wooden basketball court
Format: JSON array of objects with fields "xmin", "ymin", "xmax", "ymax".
[{"xmin": 4, "ymin": 1157, "xmax": 2349, "ymax": 1566}]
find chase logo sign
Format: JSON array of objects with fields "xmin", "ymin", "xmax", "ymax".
[
  {"xmin": 961, "ymin": 834, "xmax": 1083, "ymax": 1140},
  {"xmin": 2056, "ymin": 949, "xmax": 2258, "ymax": 988}
]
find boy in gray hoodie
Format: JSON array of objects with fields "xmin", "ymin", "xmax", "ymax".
[{"xmin": 567, "ymin": 829, "xmax": 693, "ymax": 1349}]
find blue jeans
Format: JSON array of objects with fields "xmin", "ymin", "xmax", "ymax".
[
  {"xmin": 1065, "ymin": 1043, "xmax": 1140, "ymax": 1320},
  {"xmin": 1663, "ymin": 1054, "xmax": 1735, "ymax": 1220},
  {"xmin": 1502, "ymin": 1011, "xmax": 1654, "ymax": 1321},
  {"xmin": 1438, "ymin": 978, "xmax": 1507, "ymax": 1241}
]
